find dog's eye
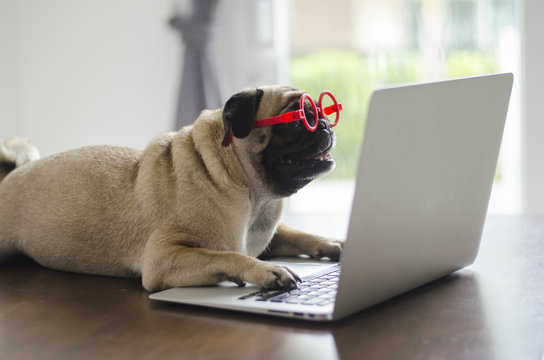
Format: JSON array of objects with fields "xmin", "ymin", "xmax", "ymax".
[{"xmin": 288, "ymin": 120, "xmax": 302, "ymax": 128}]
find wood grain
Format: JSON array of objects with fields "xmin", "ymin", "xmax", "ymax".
[{"xmin": 1, "ymin": 216, "xmax": 543, "ymax": 360}]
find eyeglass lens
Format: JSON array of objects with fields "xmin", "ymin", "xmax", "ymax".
[
  {"xmin": 301, "ymin": 92, "xmax": 339, "ymax": 131},
  {"xmin": 302, "ymin": 100, "xmax": 317, "ymax": 128},
  {"xmin": 320, "ymin": 92, "xmax": 337, "ymax": 124}
]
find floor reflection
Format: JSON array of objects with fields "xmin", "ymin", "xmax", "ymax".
[
  {"xmin": 150, "ymin": 270, "xmax": 493, "ymax": 359},
  {"xmin": 332, "ymin": 270, "xmax": 495, "ymax": 359},
  {"xmin": 471, "ymin": 215, "xmax": 544, "ymax": 360}
]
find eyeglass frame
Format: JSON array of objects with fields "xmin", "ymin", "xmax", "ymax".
[
  {"xmin": 223, "ymin": 90, "xmax": 342, "ymax": 147},
  {"xmin": 253, "ymin": 90, "xmax": 342, "ymax": 132}
]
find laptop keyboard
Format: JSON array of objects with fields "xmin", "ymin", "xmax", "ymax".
[{"xmin": 238, "ymin": 269, "xmax": 340, "ymax": 306}]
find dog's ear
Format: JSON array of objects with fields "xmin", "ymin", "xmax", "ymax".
[{"xmin": 222, "ymin": 88, "xmax": 264, "ymax": 147}]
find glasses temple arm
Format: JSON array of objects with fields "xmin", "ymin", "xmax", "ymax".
[
  {"xmin": 322, "ymin": 103, "xmax": 343, "ymax": 116},
  {"xmin": 253, "ymin": 110, "xmax": 305, "ymax": 128}
]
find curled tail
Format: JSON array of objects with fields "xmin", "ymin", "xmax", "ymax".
[{"xmin": 0, "ymin": 138, "xmax": 40, "ymax": 182}]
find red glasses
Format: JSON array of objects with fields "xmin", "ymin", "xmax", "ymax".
[
  {"xmin": 223, "ymin": 90, "xmax": 342, "ymax": 147},
  {"xmin": 253, "ymin": 90, "xmax": 342, "ymax": 132}
]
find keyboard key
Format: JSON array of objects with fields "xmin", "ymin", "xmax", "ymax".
[
  {"xmin": 238, "ymin": 268, "xmax": 341, "ymax": 306},
  {"xmin": 238, "ymin": 291, "xmax": 261, "ymax": 300},
  {"xmin": 302, "ymin": 297, "xmax": 331, "ymax": 305},
  {"xmin": 269, "ymin": 293, "xmax": 296, "ymax": 302}
]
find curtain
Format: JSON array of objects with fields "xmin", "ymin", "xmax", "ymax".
[{"xmin": 170, "ymin": 0, "xmax": 222, "ymax": 129}]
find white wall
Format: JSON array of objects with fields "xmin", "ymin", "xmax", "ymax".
[
  {"xmin": 521, "ymin": 0, "xmax": 544, "ymax": 214},
  {"xmin": 215, "ymin": 0, "xmax": 289, "ymax": 95},
  {"xmin": 0, "ymin": 0, "xmax": 181, "ymax": 156},
  {"xmin": 0, "ymin": 0, "xmax": 286, "ymax": 157}
]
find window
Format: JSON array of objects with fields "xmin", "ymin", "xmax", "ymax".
[{"xmin": 285, "ymin": 0, "xmax": 520, "ymax": 220}]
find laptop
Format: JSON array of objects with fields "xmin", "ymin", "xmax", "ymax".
[{"xmin": 149, "ymin": 73, "xmax": 514, "ymax": 321}]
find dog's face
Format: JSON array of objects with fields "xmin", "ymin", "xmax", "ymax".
[{"xmin": 222, "ymin": 85, "xmax": 336, "ymax": 196}]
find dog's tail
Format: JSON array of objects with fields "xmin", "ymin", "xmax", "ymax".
[{"xmin": 0, "ymin": 138, "xmax": 41, "ymax": 183}]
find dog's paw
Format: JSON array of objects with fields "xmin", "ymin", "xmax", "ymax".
[
  {"xmin": 310, "ymin": 238, "xmax": 344, "ymax": 261},
  {"xmin": 245, "ymin": 262, "xmax": 301, "ymax": 290}
]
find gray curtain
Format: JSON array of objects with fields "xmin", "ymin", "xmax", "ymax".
[{"xmin": 170, "ymin": 0, "xmax": 222, "ymax": 129}]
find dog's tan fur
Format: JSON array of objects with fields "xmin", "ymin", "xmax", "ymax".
[{"xmin": 0, "ymin": 86, "xmax": 342, "ymax": 291}]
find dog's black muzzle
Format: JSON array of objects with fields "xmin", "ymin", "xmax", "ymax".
[{"xmin": 263, "ymin": 117, "xmax": 336, "ymax": 196}]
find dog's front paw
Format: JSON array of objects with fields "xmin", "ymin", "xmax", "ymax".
[
  {"xmin": 311, "ymin": 238, "xmax": 344, "ymax": 261},
  {"xmin": 246, "ymin": 262, "xmax": 301, "ymax": 290}
]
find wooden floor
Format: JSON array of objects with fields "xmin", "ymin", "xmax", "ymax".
[{"xmin": 1, "ymin": 216, "xmax": 543, "ymax": 360}]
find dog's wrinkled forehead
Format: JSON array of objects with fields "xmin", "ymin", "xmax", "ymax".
[
  {"xmin": 221, "ymin": 85, "xmax": 306, "ymax": 147},
  {"xmin": 255, "ymin": 85, "xmax": 304, "ymax": 120}
]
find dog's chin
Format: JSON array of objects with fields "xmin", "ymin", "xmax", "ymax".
[{"xmin": 264, "ymin": 150, "xmax": 336, "ymax": 196}]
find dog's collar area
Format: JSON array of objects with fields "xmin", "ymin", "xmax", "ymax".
[{"xmin": 223, "ymin": 129, "xmax": 233, "ymax": 147}]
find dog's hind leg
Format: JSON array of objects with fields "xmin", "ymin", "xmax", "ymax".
[
  {"xmin": 0, "ymin": 138, "xmax": 40, "ymax": 182},
  {"xmin": 0, "ymin": 231, "xmax": 19, "ymax": 263},
  {"xmin": 260, "ymin": 223, "xmax": 344, "ymax": 261},
  {"xmin": 0, "ymin": 138, "xmax": 40, "ymax": 262}
]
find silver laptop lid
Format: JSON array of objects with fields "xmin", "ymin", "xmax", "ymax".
[{"xmin": 334, "ymin": 73, "xmax": 513, "ymax": 319}]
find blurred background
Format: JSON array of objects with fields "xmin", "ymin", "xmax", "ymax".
[{"xmin": 1, "ymin": 0, "xmax": 542, "ymax": 226}]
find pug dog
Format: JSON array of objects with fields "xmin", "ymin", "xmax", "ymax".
[{"xmin": 0, "ymin": 85, "xmax": 342, "ymax": 292}]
